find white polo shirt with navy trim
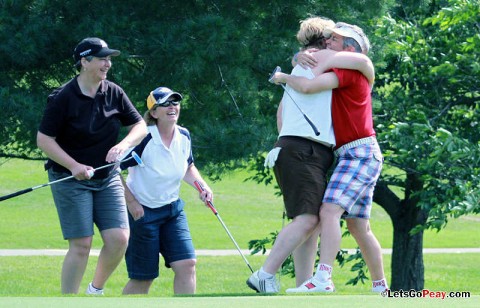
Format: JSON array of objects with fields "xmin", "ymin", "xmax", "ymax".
[{"xmin": 122, "ymin": 125, "xmax": 193, "ymax": 209}]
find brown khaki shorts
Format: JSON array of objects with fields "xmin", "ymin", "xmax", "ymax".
[{"xmin": 273, "ymin": 136, "xmax": 334, "ymax": 219}]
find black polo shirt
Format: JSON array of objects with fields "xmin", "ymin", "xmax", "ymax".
[{"xmin": 38, "ymin": 76, "xmax": 143, "ymax": 178}]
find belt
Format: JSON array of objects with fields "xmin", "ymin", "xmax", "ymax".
[{"xmin": 334, "ymin": 136, "xmax": 376, "ymax": 157}]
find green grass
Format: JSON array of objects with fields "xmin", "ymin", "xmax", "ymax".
[
  {"xmin": 0, "ymin": 158, "xmax": 479, "ymax": 298},
  {"xmin": 0, "ymin": 254, "xmax": 478, "ymax": 296},
  {"xmin": 1, "ymin": 159, "xmax": 478, "ymax": 250},
  {"xmin": 1, "ymin": 296, "xmax": 478, "ymax": 308}
]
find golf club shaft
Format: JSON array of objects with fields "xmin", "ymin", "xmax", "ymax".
[
  {"xmin": 193, "ymin": 181, "xmax": 254, "ymax": 273},
  {"xmin": 0, "ymin": 155, "xmax": 135, "ymax": 202},
  {"xmin": 280, "ymin": 84, "xmax": 320, "ymax": 136}
]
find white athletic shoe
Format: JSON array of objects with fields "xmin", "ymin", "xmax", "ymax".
[
  {"xmin": 246, "ymin": 270, "xmax": 280, "ymax": 293},
  {"xmin": 286, "ymin": 276, "xmax": 335, "ymax": 293},
  {"xmin": 86, "ymin": 282, "xmax": 104, "ymax": 295}
]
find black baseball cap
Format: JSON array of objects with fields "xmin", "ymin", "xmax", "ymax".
[{"xmin": 73, "ymin": 37, "xmax": 120, "ymax": 63}]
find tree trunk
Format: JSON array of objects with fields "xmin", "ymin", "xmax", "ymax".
[
  {"xmin": 374, "ymin": 172, "xmax": 428, "ymax": 291},
  {"xmin": 390, "ymin": 207, "xmax": 427, "ymax": 290}
]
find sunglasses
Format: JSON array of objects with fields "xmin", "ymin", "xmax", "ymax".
[{"xmin": 155, "ymin": 100, "xmax": 180, "ymax": 108}]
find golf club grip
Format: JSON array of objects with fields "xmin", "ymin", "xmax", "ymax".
[
  {"xmin": 206, "ymin": 201, "xmax": 219, "ymax": 215},
  {"xmin": 193, "ymin": 181, "xmax": 218, "ymax": 214},
  {"xmin": 303, "ymin": 114, "xmax": 321, "ymax": 136},
  {"xmin": 0, "ymin": 188, "xmax": 33, "ymax": 202}
]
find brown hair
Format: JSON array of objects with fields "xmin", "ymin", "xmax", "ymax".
[{"xmin": 143, "ymin": 110, "xmax": 157, "ymax": 126}]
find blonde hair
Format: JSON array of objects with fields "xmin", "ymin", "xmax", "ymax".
[
  {"xmin": 143, "ymin": 110, "xmax": 157, "ymax": 125},
  {"xmin": 296, "ymin": 17, "xmax": 335, "ymax": 49}
]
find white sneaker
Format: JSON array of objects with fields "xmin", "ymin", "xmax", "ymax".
[
  {"xmin": 246, "ymin": 270, "xmax": 280, "ymax": 293},
  {"xmin": 86, "ymin": 282, "xmax": 104, "ymax": 295},
  {"xmin": 286, "ymin": 276, "xmax": 335, "ymax": 293}
]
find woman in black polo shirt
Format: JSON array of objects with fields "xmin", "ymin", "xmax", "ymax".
[{"xmin": 37, "ymin": 37, "xmax": 147, "ymax": 295}]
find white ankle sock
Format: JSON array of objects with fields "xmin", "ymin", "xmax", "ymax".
[
  {"xmin": 258, "ymin": 267, "xmax": 274, "ymax": 279},
  {"xmin": 372, "ymin": 278, "xmax": 388, "ymax": 291},
  {"xmin": 89, "ymin": 282, "xmax": 102, "ymax": 291},
  {"xmin": 315, "ymin": 263, "xmax": 332, "ymax": 281}
]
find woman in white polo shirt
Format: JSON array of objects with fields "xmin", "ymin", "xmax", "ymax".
[{"xmin": 120, "ymin": 87, "xmax": 213, "ymax": 295}]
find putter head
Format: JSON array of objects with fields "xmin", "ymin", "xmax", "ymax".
[
  {"xmin": 131, "ymin": 151, "xmax": 145, "ymax": 167},
  {"xmin": 268, "ymin": 66, "xmax": 281, "ymax": 84}
]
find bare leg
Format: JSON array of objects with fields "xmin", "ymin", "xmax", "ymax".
[
  {"xmin": 91, "ymin": 228, "xmax": 129, "ymax": 289},
  {"xmin": 292, "ymin": 222, "xmax": 320, "ymax": 285},
  {"xmin": 171, "ymin": 259, "xmax": 196, "ymax": 294},
  {"xmin": 318, "ymin": 203, "xmax": 344, "ymax": 269},
  {"xmin": 263, "ymin": 213, "xmax": 318, "ymax": 275},
  {"xmin": 123, "ymin": 279, "xmax": 154, "ymax": 294},
  {"xmin": 61, "ymin": 236, "xmax": 92, "ymax": 294},
  {"xmin": 346, "ymin": 218, "xmax": 385, "ymax": 281}
]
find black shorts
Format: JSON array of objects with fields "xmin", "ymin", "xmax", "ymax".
[{"xmin": 273, "ymin": 136, "xmax": 334, "ymax": 219}]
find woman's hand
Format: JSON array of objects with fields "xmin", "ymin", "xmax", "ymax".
[
  {"xmin": 270, "ymin": 72, "xmax": 288, "ymax": 85},
  {"xmin": 127, "ymin": 199, "xmax": 144, "ymax": 221},
  {"xmin": 296, "ymin": 49, "xmax": 319, "ymax": 68},
  {"xmin": 199, "ymin": 184, "xmax": 213, "ymax": 206},
  {"xmin": 70, "ymin": 163, "xmax": 94, "ymax": 180}
]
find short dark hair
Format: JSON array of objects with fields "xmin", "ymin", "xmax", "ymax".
[{"xmin": 75, "ymin": 55, "xmax": 94, "ymax": 72}]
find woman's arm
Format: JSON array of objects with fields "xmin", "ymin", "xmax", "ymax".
[
  {"xmin": 110, "ymin": 120, "xmax": 148, "ymax": 162},
  {"xmin": 183, "ymin": 164, "xmax": 213, "ymax": 204},
  {"xmin": 313, "ymin": 49, "xmax": 375, "ymax": 83},
  {"xmin": 292, "ymin": 48, "xmax": 320, "ymax": 68},
  {"xmin": 276, "ymin": 100, "xmax": 283, "ymax": 133},
  {"xmin": 121, "ymin": 175, "xmax": 144, "ymax": 221},
  {"xmin": 271, "ymin": 71, "xmax": 339, "ymax": 94},
  {"xmin": 36, "ymin": 131, "xmax": 93, "ymax": 179}
]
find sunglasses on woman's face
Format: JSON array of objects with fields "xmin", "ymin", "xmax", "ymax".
[{"xmin": 155, "ymin": 100, "xmax": 180, "ymax": 108}]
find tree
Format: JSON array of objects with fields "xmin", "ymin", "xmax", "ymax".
[
  {"xmin": 249, "ymin": 0, "xmax": 479, "ymax": 292},
  {"xmin": 0, "ymin": 0, "xmax": 391, "ymax": 174},
  {"xmin": 372, "ymin": 0, "xmax": 480, "ymax": 290},
  {"xmin": 8, "ymin": 0, "xmax": 464, "ymax": 290}
]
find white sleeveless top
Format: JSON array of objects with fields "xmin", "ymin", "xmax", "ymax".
[{"xmin": 279, "ymin": 65, "xmax": 335, "ymax": 147}]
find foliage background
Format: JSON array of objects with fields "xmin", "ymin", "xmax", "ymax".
[
  {"xmin": 0, "ymin": 0, "xmax": 391, "ymax": 175},
  {"xmin": 0, "ymin": 0, "xmax": 478, "ymax": 291}
]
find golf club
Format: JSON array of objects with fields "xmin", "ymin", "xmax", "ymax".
[
  {"xmin": 269, "ymin": 66, "xmax": 320, "ymax": 136},
  {"xmin": 194, "ymin": 180, "xmax": 254, "ymax": 273},
  {"xmin": 0, "ymin": 151, "xmax": 143, "ymax": 202}
]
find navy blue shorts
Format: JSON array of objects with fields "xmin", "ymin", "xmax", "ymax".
[{"xmin": 125, "ymin": 199, "xmax": 196, "ymax": 280}]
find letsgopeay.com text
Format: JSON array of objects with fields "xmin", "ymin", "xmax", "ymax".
[{"xmin": 381, "ymin": 289, "xmax": 471, "ymax": 299}]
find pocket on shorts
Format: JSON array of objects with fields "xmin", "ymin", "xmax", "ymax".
[
  {"xmin": 373, "ymin": 150, "xmax": 383, "ymax": 162},
  {"xmin": 132, "ymin": 214, "xmax": 146, "ymax": 223},
  {"xmin": 347, "ymin": 144, "xmax": 370, "ymax": 159},
  {"xmin": 48, "ymin": 168, "xmax": 71, "ymax": 181},
  {"xmin": 348, "ymin": 144, "xmax": 383, "ymax": 162},
  {"xmin": 295, "ymin": 145, "xmax": 315, "ymax": 161}
]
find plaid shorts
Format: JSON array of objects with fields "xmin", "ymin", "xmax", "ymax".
[{"xmin": 323, "ymin": 138, "xmax": 383, "ymax": 219}]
